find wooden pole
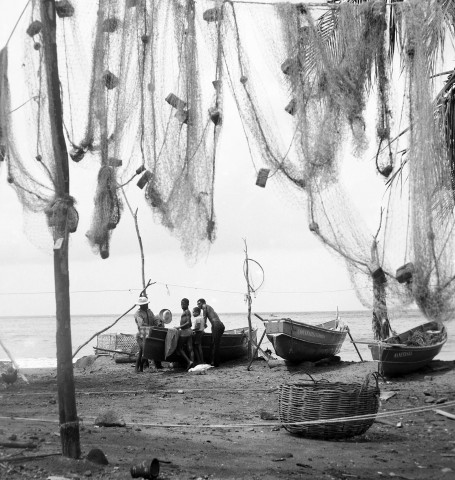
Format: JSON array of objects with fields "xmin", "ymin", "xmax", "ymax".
[
  {"xmin": 346, "ymin": 326, "xmax": 364, "ymax": 362},
  {"xmin": 0, "ymin": 338, "xmax": 28, "ymax": 383},
  {"xmin": 40, "ymin": 0, "xmax": 80, "ymax": 459},
  {"xmin": 247, "ymin": 329, "xmax": 266, "ymax": 371},
  {"xmin": 243, "ymin": 240, "xmax": 253, "ymax": 361}
]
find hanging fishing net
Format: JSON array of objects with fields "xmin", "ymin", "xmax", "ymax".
[
  {"xmin": 3, "ymin": 0, "xmax": 455, "ymax": 329},
  {"xmin": 3, "ymin": 0, "xmax": 222, "ymax": 260}
]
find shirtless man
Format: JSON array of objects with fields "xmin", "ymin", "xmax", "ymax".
[
  {"xmin": 176, "ymin": 298, "xmax": 194, "ymax": 370},
  {"xmin": 197, "ymin": 298, "xmax": 225, "ymax": 367}
]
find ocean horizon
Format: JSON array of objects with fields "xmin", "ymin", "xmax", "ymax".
[{"xmin": 1, "ymin": 309, "xmax": 453, "ymax": 368}]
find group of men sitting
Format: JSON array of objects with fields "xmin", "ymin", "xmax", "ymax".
[{"xmin": 134, "ymin": 296, "xmax": 225, "ymax": 373}]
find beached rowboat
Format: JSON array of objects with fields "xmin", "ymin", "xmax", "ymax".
[
  {"xmin": 142, "ymin": 326, "xmax": 255, "ymax": 363},
  {"xmin": 262, "ymin": 317, "xmax": 348, "ymax": 363},
  {"xmin": 368, "ymin": 321, "xmax": 448, "ymax": 377}
]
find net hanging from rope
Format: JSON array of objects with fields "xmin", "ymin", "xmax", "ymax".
[
  {"xmin": 3, "ymin": 0, "xmax": 455, "ymax": 326},
  {"xmin": 75, "ymin": 0, "xmax": 221, "ymax": 260}
]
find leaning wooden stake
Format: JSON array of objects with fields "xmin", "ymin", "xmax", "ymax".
[
  {"xmin": 247, "ymin": 329, "xmax": 266, "ymax": 371},
  {"xmin": 0, "ymin": 338, "xmax": 28, "ymax": 383},
  {"xmin": 41, "ymin": 0, "xmax": 80, "ymax": 459},
  {"xmin": 346, "ymin": 326, "xmax": 364, "ymax": 362},
  {"xmin": 72, "ymin": 304, "xmax": 136, "ymax": 359}
]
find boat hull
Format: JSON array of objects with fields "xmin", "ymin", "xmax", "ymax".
[
  {"xmin": 368, "ymin": 322, "xmax": 447, "ymax": 377},
  {"xmin": 143, "ymin": 326, "xmax": 253, "ymax": 364},
  {"xmin": 264, "ymin": 318, "xmax": 347, "ymax": 363}
]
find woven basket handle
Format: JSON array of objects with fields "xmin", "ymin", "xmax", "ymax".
[
  {"xmin": 300, "ymin": 372, "xmax": 316, "ymax": 383},
  {"xmin": 362, "ymin": 372, "xmax": 380, "ymax": 390}
]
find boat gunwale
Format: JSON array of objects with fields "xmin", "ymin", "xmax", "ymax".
[
  {"xmin": 367, "ymin": 322, "xmax": 447, "ymax": 352},
  {"xmin": 367, "ymin": 337, "xmax": 447, "ymax": 352},
  {"xmin": 263, "ymin": 317, "xmax": 347, "ymax": 337}
]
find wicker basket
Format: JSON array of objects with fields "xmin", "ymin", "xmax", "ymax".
[
  {"xmin": 97, "ymin": 333, "xmax": 139, "ymax": 359},
  {"xmin": 279, "ymin": 373, "xmax": 380, "ymax": 440}
]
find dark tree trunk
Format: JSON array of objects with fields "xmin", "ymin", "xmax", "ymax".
[{"xmin": 40, "ymin": 0, "xmax": 80, "ymax": 459}]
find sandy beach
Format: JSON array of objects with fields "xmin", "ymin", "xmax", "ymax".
[{"xmin": 0, "ymin": 356, "xmax": 454, "ymax": 480}]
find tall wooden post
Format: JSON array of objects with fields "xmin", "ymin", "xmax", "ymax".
[
  {"xmin": 40, "ymin": 0, "xmax": 81, "ymax": 458},
  {"xmin": 243, "ymin": 240, "xmax": 253, "ymax": 361}
]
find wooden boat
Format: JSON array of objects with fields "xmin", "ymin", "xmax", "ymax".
[
  {"xmin": 142, "ymin": 326, "xmax": 255, "ymax": 364},
  {"xmin": 368, "ymin": 321, "xmax": 448, "ymax": 377},
  {"xmin": 262, "ymin": 317, "xmax": 348, "ymax": 363}
]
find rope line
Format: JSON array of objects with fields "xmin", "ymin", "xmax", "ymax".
[
  {"xmin": 8, "ymin": 96, "xmax": 39, "ymax": 115},
  {"xmin": 0, "ymin": 399, "xmax": 454, "ymax": 429},
  {"xmin": 3, "ymin": 0, "xmax": 32, "ymax": 48},
  {"xmin": 3, "ymin": 387, "xmax": 278, "ymax": 397},
  {"xmin": 216, "ymin": 1, "xmax": 400, "ymax": 8},
  {"xmin": 0, "ymin": 285, "xmax": 367, "ymax": 296}
]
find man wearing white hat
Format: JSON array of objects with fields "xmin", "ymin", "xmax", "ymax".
[{"xmin": 134, "ymin": 296, "xmax": 163, "ymax": 372}]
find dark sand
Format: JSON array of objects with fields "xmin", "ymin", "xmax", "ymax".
[{"xmin": 0, "ymin": 356, "xmax": 454, "ymax": 479}]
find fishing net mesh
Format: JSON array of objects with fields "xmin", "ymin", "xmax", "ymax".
[
  {"xmin": 2, "ymin": 0, "xmax": 221, "ymax": 260},
  {"xmin": 2, "ymin": 0, "xmax": 455, "ymax": 328}
]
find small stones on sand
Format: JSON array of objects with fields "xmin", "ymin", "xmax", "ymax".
[
  {"xmin": 259, "ymin": 409, "xmax": 278, "ymax": 420},
  {"xmin": 87, "ymin": 447, "xmax": 109, "ymax": 465},
  {"xmin": 94, "ymin": 410, "xmax": 126, "ymax": 427}
]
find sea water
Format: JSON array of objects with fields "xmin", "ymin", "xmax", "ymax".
[{"xmin": 0, "ymin": 310, "xmax": 453, "ymax": 368}]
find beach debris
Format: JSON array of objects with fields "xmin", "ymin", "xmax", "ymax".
[
  {"xmin": 425, "ymin": 396, "xmax": 436, "ymax": 403},
  {"xmin": 87, "ymin": 447, "xmax": 109, "ymax": 465},
  {"xmin": 94, "ymin": 410, "xmax": 126, "ymax": 427},
  {"xmin": 188, "ymin": 364, "xmax": 213, "ymax": 374},
  {"xmin": 259, "ymin": 409, "xmax": 278, "ymax": 421},
  {"xmin": 435, "ymin": 409, "xmax": 455, "ymax": 421},
  {"xmin": 374, "ymin": 418, "xmax": 400, "ymax": 428},
  {"xmin": 1, "ymin": 366, "xmax": 18, "ymax": 386},
  {"xmin": 441, "ymin": 468, "xmax": 453, "ymax": 474},
  {"xmin": 435, "ymin": 397, "xmax": 449, "ymax": 404},
  {"xmin": 314, "ymin": 356, "xmax": 341, "ymax": 367},
  {"xmin": 267, "ymin": 358, "xmax": 286, "ymax": 369},
  {"xmin": 130, "ymin": 458, "xmax": 160, "ymax": 479},
  {"xmin": 380, "ymin": 391, "xmax": 397, "ymax": 401},
  {"xmin": 177, "ymin": 390, "xmax": 184, "ymax": 394},
  {"xmin": 0, "ymin": 441, "xmax": 37, "ymax": 449}
]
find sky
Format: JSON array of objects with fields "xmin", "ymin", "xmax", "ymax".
[{"xmin": 0, "ymin": 0, "xmax": 392, "ymax": 317}]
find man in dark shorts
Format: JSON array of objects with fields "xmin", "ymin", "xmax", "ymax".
[
  {"xmin": 176, "ymin": 298, "xmax": 194, "ymax": 370},
  {"xmin": 192, "ymin": 306, "xmax": 205, "ymax": 364},
  {"xmin": 197, "ymin": 298, "xmax": 225, "ymax": 367},
  {"xmin": 134, "ymin": 296, "xmax": 163, "ymax": 373}
]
